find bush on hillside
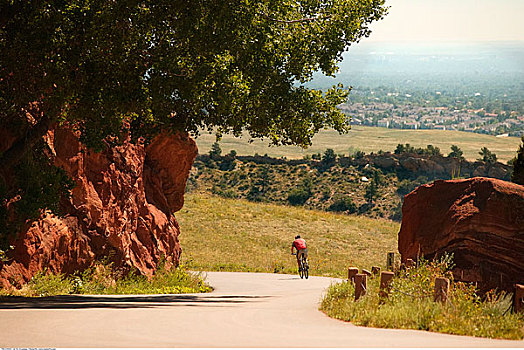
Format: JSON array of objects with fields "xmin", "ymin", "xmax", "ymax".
[
  {"xmin": 328, "ymin": 196, "xmax": 357, "ymax": 213},
  {"xmin": 390, "ymin": 201, "xmax": 403, "ymax": 221},
  {"xmin": 397, "ymin": 176, "xmax": 429, "ymax": 196},
  {"xmin": 288, "ymin": 187, "xmax": 311, "ymax": 205},
  {"xmin": 212, "ymin": 186, "xmax": 239, "ymax": 199},
  {"xmin": 287, "ymin": 178, "xmax": 313, "ymax": 205}
]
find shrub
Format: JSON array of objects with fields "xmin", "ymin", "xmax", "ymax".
[
  {"xmin": 390, "ymin": 201, "xmax": 403, "ymax": 221},
  {"xmin": 288, "ymin": 188, "xmax": 311, "ymax": 205},
  {"xmin": 287, "ymin": 177, "xmax": 313, "ymax": 205},
  {"xmin": 328, "ymin": 197, "xmax": 357, "ymax": 213},
  {"xmin": 26, "ymin": 270, "xmax": 73, "ymax": 297},
  {"xmin": 354, "ymin": 150, "xmax": 365, "ymax": 159},
  {"xmin": 397, "ymin": 176, "xmax": 429, "ymax": 196},
  {"xmin": 3, "ymin": 263, "xmax": 211, "ymax": 296}
]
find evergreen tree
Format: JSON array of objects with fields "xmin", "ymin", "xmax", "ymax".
[
  {"xmin": 478, "ymin": 147, "xmax": 497, "ymax": 164},
  {"xmin": 209, "ymin": 142, "xmax": 222, "ymax": 161},
  {"xmin": 448, "ymin": 145, "xmax": 465, "ymax": 160},
  {"xmin": 321, "ymin": 148, "xmax": 337, "ymax": 168},
  {"xmin": 365, "ymin": 181, "xmax": 378, "ymax": 204},
  {"xmin": 511, "ymin": 136, "xmax": 524, "ymax": 185},
  {"xmin": 394, "ymin": 144, "xmax": 405, "ymax": 154}
]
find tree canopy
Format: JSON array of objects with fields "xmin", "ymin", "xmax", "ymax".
[
  {"xmin": 1, "ymin": 0, "xmax": 387, "ymax": 152},
  {"xmin": 0, "ymin": 0, "xmax": 387, "ymax": 242}
]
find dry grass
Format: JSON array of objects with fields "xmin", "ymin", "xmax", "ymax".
[
  {"xmin": 177, "ymin": 193, "xmax": 400, "ymax": 277},
  {"xmin": 194, "ymin": 126, "xmax": 521, "ymax": 162}
]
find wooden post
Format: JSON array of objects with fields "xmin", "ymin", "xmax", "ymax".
[
  {"xmin": 348, "ymin": 267, "xmax": 359, "ymax": 283},
  {"xmin": 514, "ymin": 284, "xmax": 524, "ymax": 313},
  {"xmin": 406, "ymin": 258, "xmax": 415, "ymax": 268},
  {"xmin": 371, "ymin": 266, "xmax": 381, "ymax": 275},
  {"xmin": 379, "ymin": 271, "xmax": 394, "ymax": 299},
  {"xmin": 434, "ymin": 277, "xmax": 450, "ymax": 303},
  {"xmin": 362, "ymin": 268, "xmax": 372, "ymax": 277},
  {"xmin": 354, "ymin": 274, "xmax": 367, "ymax": 301},
  {"xmin": 387, "ymin": 252, "xmax": 395, "ymax": 271}
]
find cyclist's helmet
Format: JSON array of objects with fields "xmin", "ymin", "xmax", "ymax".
[{"xmin": 295, "ymin": 235, "xmax": 301, "ymax": 239}]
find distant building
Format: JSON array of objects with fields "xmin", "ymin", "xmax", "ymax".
[
  {"xmin": 404, "ymin": 122, "xmax": 419, "ymax": 129},
  {"xmin": 377, "ymin": 119, "xmax": 390, "ymax": 128}
]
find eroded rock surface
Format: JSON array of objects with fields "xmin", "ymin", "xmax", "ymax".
[
  {"xmin": 398, "ymin": 177, "xmax": 524, "ymax": 291},
  {"xmin": 0, "ymin": 128, "xmax": 197, "ymax": 288}
]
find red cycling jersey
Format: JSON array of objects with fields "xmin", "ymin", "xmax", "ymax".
[{"xmin": 292, "ymin": 238, "xmax": 307, "ymax": 250}]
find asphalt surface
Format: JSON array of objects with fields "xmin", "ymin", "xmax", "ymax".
[{"xmin": 0, "ymin": 271, "xmax": 523, "ymax": 347}]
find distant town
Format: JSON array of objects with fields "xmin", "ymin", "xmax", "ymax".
[
  {"xmin": 308, "ymin": 42, "xmax": 524, "ymax": 138},
  {"xmin": 340, "ymin": 101, "xmax": 524, "ymax": 137}
]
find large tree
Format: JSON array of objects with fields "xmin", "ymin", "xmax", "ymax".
[{"xmin": 0, "ymin": 0, "xmax": 387, "ymax": 241}]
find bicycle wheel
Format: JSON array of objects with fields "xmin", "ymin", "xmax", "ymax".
[
  {"xmin": 303, "ymin": 256, "xmax": 309, "ymax": 279},
  {"xmin": 299, "ymin": 260, "xmax": 304, "ymax": 278}
]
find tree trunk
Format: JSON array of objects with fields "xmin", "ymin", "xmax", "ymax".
[{"xmin": 0, "ymin": 114, "xmax": 54, "ymax": 178}]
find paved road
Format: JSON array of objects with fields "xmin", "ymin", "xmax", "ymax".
[{"xmin": 0, "ymin": 271, "xmax": 522, "ymax": 347}]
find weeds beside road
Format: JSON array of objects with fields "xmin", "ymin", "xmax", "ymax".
[
  {"xmin": 1, "ymin": 263, "xmax": 211, "ymax": 297},
  {"xmin": 321, "ymin": 257, "xmax": 524, "ymax": 340}
]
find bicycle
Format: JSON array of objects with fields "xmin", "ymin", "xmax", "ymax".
[{"xmin": 292, "ymin": 252, "xmax": 309, "ymax": 279}]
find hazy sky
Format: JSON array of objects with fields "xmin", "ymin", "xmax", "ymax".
[{"xmin": 366, "ymin": 0, "xmax": 524, "ymax": 42}]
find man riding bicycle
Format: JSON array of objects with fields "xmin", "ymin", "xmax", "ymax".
[{"xmin": 291, "ymin": 235, "xmax": 308, "ymax": 270}]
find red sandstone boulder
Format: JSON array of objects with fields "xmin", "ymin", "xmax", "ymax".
[
  {"xmin": 399, "ymin": 156, "xmax": 445, "ymax": 175},
  {"xmin": 372, "ymin": 155, "xmax": 398, "ymax": 169},
  {"xmin": 0, "ymin": 128, "xmax": 197, "ymax": 288},
  {"xmin": 398, "ymin": 177, "xmax": 524, "ymax": 292}
]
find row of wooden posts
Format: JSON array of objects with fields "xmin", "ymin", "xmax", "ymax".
[
  {"xmin": 348, "ymin": 252, "xmax": 449, "ymax": 302},
  {"xmin": 348, "ymin": 252, "xmax": 524, "ymax": 314}
]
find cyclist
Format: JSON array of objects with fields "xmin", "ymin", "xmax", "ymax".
[{"xmin": 291, "ymin": 235, "xmax": 308, "ymax": 270}]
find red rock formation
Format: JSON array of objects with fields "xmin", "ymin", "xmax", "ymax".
[
  {"xmin": 398, "ymin": 177, "xmax": 524, "ymax": 292},
  {"xmin": 0, "ymin": 128, "xmax": 197, "ymax": 288}
]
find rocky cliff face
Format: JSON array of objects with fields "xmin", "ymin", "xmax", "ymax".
[
  {"xmin": 398, "ymin": 177, "xmax": 524, "ymax": 292},
  {"xmin": 0, "ymin": 127, "xmax": 197, "ymax": 288}
]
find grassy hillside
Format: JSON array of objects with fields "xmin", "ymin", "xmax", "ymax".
[
  {"xmin": 177, "ymin": 193, "xmax": 400, "ymax": 278},
  {"xmin": 194, "ymin": 126, "xmax": 520, "ymax": 162}
]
